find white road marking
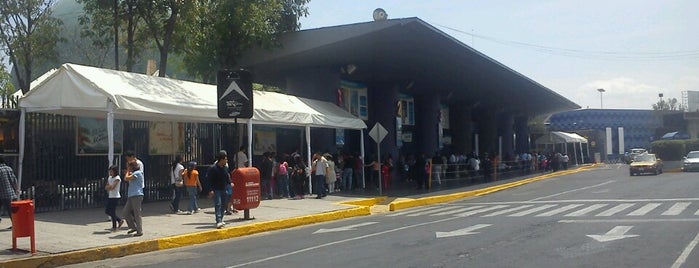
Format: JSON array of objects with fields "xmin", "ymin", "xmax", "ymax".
[
  {"xmin": 627, "ymin": 203, "xmax": 662, "ymax": 216},
  {"xmin": 560, "ymin": 218, "xmax": 699, "ymax": 223},
  {"xmin": 528, "ymin": 181, "xmax": 615, "ymax": 201},
  {"xmin": 595, "ymin": 203, "xmax": 635, "ymax": 217},
  {"xmin": 565, "ymin": 204, "xmax": 607, "ymax": 217},
  {"xmin": 435, "ymin": 224, "xmax": 492, "ymax": 238},
  {"xmin": 467, "ymin": 198, "xmax": 699, "ymax": 205},
  {"xmin": 508, "ymin": 204, "xmax": 558, "ymax": 217},
  {"xmin": 481, "ymin": 205, "xmax": 534, "ymax": 217},
  {"xmin": 536, "ymin": 204, "xmax": 585, "ymax": 217},
  {"xmin": 433, "ymin": 206, "xmax": 485, "ymax": 216},
  {"xmin": 671, "ymin": 231, "xmax": 699, "ymax": 268},
  {"xmin": 406, "ymin": 206, "xmax": 460, "ymax": 216},
  {"xmin": 313, "ymin": 222, "xmax": 379, "ymax": 234},
  {"xmin": 386, "ymin": 206, "xmax": 439, "ymax": 216},
  {"xmin": 662, "ymin": 202, "xmax": 691, "ymax": 216},
  {"xmin": 454, "ymin": 205, "xmax": 509, "ymax": 217},
  {"xmin": 586, "ymin": 225, "xmax": 638, "ymax": 242},
  {"xmin": 695, "ymin": 208, "xmax": 699, "ymax": 216}
]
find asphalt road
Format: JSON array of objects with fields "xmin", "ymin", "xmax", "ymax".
[{"xmin": 67, "ymin": 164, "xmax": 699, "ymax": 268}]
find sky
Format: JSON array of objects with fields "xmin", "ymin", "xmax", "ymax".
[{"xmin": 298, "ymin": 0, "xmax": 699, "ymax": 110}]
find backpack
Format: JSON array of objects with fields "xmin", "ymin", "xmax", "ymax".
[{"xmin": 278, "ymin": 162, "xmax": 288, "ymax": 175}]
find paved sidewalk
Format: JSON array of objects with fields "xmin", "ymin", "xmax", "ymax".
[{"xmin": 0, "ymin": 166, "xmax": 598, "ymax": 268}]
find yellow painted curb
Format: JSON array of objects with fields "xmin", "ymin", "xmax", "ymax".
[
  {"xmin": 389, "ymin": 165, "xmax": 595, "ymax": 211},
  {"xmin": 2, "ymin": 206, "xmax": 371, "ymax": 268}
]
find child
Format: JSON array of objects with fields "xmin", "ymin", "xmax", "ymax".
[{"xmin": 104, "ymin": 165, "xmax": 124, "ymax": 231}]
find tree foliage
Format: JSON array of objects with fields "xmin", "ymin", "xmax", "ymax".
[
  {"xmin": 136, "ymin": 0, "xmax": 193, "ymax": 77},
  {"xmin": 181, "ymin": 0, "xmax": 309, "ymax": 82},
  {"xmin": 0, "ymin": 61, "xmax": 17, "ymax": 108},
  {"xmin": 0, "ymin": 0, "xmax": 63, "ymax": 94},
  {"xmin": 652, "ymin": 97, "xmax": 685, "ymax": 111}
]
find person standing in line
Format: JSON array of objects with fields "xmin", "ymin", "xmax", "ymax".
[
  {"xmin": 324, "ymin": 154, "xmax": 337, "ymax": 194},
  {"xmin": 291, "ymin": 155, "xmax": 307, "ymax": 199},
  {"xmin": 276, "ymin": 155, "xmax": 291, "ymax": 198},
  {"xmin": 342, "ymin": 153, "xmax": 354, "ymax": 191},
  {"xmin": 0, "ymin": 155, "xmax": 19, "ymax": 229},
  {"xmin": 259, "ymin": 152, "xmax": 274, "ymax": 199},
  {"xmin": 170, "ymin": 155, "xmax": 184, "ymax": 214},
  {"xmin": 353, "ymin": 152, "xmax": 364, "ymax": 189},
  {"xmin": 235, "ymin": 146, "xmax": 248, "ymax": 168},
  {"xmin": 104, "ymin": 165, "xmax": 124, "ymax": 232},
  {"xmin": 123, "ymin": 161, "xmax": 144, "ymax": 237},
  {"xmin": 431, "ymin": 152, "xmax": 443, "ymax": 186},
  {"xmin": 413, "ymin": 153, "xmax": 427, "ymax": 190},
  {"xmin": 312, "ymin": 153, "xmax": 328, "ymax": 199},
  {"xmin": 365, "ymin": 155, "xmax": 380, "ymax": 190},
  {"xmin": 183, "ymin": 161, "xmax": 202, "ymax": 215},
  {"xmin": 208, "ymin": 151, "xmax": 232, "ymax": 229}
]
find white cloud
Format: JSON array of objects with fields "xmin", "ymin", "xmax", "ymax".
[{"xmin": 573, "ymin": 77, "xmax": 671, "ymax": 109}]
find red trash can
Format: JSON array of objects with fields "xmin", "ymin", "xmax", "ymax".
[
  {"xmin": 231, "ymin": 167, "xmax": 260, "ymax": 220},
  {"xmin": 11, "ymin": 200, "xmax": 36, "ymax": 253}
]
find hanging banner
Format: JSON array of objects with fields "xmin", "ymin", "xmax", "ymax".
[
  {"xmin": 149, "ymin": 122, "xmax": 185, "ymax": 155},
  {"xmin": 253, "ymin": 128, "xmax": 277, "ymax": 155},
  {"xmin": 76, "ymin": 117, "xmax": 123, "ymax": 155}
]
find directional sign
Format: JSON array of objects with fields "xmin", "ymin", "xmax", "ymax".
[
  {"xmin": 313, "ymin": 222, "xmax": 379, "ymax": 234},
  {"xmin": 436, "ymin": 224, "xmax": 492, "ymax": 238},
  {"xmin": 368, "ymin": 123, "xmax": 388, "ymax": 143},
  {"xmin": 587, "ymin": 225, "xmax": 639, "ymax": 242},
  {"xmin": 217, "ymin": 70, "xmax": 253, "ymax": 119}
]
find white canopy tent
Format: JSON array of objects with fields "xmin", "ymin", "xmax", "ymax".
[
  {"xmin": 18, "ymin": 63, "xmax": 367, "ymax": 187},
  {"xmin": 535, "ymin": 131, "xmax": 589, "ymax": 165}
]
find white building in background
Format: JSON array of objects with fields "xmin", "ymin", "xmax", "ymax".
[{"xmin": 683, "ymin": 90, "xmax": 699, "ymax": 112}]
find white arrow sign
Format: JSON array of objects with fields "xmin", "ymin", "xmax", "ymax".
[
  {"xmin": 313, "ymin": 222, "xmax": 379, "ymax": 234},
  {"xmin": 436, "ymin": 224, "xmax": 492, "ymax": 238},
  {"xmin": 587, "ymin": 226, "xmax": 639, "ymax": 242}
]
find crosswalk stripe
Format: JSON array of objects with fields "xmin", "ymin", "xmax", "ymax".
[
  {"xmin": 596, "ymin": 203, "xmax": 635, "ymax": 217},
  {"xmin": 406, "ymin": 206, "xmax": 461, "ymax": 216},
  {"xmin": 565, "ymin": 204, "xmax": 607, "ymax": 216},
  {"xmin": 433, "ymin": 206, "xmax": 485, "ymax": 216},
  {"xmin": 454, "ymin": 205, "xmax": 509, "ymax": 217},
  {"xmin": 508, "ymin": 204, "xmax": 558, "ymax": 217},
  {"xmin": 695, "ymin": 208, "xmax": 699, "ymax": 216},
  {"xmin": 481, "ymin": 205, "xmax": 534, "ymax": 217},
  {"xmin": 627, "ymin": 203, "xmax": 661, "ymax": 216},
  {"xmin": 662, "ymin": 202, "xmax": 691, "ymax": 216},
  {"xmin": 387, "ymin": 206, "xmax": 438, "ymax": 217},
  {"xmin": 536, "ymin": 204, "xmax": 585, "ymax": 217}
]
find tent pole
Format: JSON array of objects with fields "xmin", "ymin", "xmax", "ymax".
[
  {"xmin": 360, "ymin": 128, "xmax": 365, "ymax": 189},
  {"xmin": 107, "ymin": 101, "xmax": 114, "ymax": 166},
  {"xmin": 306, "ymin": 126, "xmax": 312, "ymax": 194},
  {"xmin": 247, "ymin": 120, "xmax": 253, "ymax": 167},
  {"xmin": 18, "ymin": 108, "xmax": 26, "ymax": 192}
]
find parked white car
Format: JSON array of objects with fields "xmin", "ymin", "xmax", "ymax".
[{"xmin": 682, "ymin": 151, "xmax": 699, "ymax": 172}]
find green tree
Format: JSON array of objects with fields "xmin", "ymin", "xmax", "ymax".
[
  {"xmin": 0, "ymin": 0, "xmax": 63, "ymax": 94},
  {"xmin": 77, "ymin": 0, "xmax": 148, "ymax": 72},
  {"xmin": 136, "ymin": 0, "xmax": 193, "ymax": 77},
  {"xmin": 0, "ymin": 61, "xmax": 17, "ymax": 108},
  {"xmin": 182, "ymin": 0, "xmax": 309, "ymax": 82},
  {"xmin": 652, "ymin": 97, "xmax": 685, "ymax": 111}
]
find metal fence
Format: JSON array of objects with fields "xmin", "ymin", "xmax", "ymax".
[{"xmin": 14, "ymin": 112, "xmax": 241, "ymax": 212}]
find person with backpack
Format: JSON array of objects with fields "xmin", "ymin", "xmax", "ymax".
[{"xmin": 276, "ymin": 155, "xmax": 291, "ymax": 198}]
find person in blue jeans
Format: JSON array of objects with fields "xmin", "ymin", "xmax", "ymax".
[{"xmin": 207, "ymin": 151, "xmax": 231, "ymax": 229}]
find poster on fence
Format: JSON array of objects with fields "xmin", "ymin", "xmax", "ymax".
[
  {"xmin": 253, "ymin": 128, "xmax": 276, "ymax": 155},
  {"xmin": 76, "ymin": 117, "xmax": 123, "ymax": 155},
  {"xmin": 0, "ymin": 110, "xmax": 20, "ymax": 154},
  {"xmin": 148, "ymin": 122, "xmax": 184, "ymax": 155}
]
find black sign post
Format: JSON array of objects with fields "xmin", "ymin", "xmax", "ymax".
[{"xmin": 217, "ymin": 70, "xmax": 253, "ymax": 119}]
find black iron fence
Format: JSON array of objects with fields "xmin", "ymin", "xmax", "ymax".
[{"xmin": 11, "ymin": 112, "xmax": 241, "ymax": 212}]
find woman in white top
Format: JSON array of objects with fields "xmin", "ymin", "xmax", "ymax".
[{"xmin": 104, "ymin": 165, "xmax": 124, "ymax": 232}]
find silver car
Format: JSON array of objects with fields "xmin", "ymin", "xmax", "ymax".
[{"xmin": 682, "ymin": 151, "xmax": 699, "ymax": 172}]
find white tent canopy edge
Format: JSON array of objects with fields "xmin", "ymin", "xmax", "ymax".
[{"xmin": 18, "ymin": 63, "xmax": 367, "ymax": 187}]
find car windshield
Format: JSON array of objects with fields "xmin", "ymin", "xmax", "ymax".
[
  {"xmin": 634, "ymin": 155, "xmax": 656, "ymax": 162},
  {"xmin": 687, "ymin": 152, "xmax": 699, "ymax": 159},
  {"xmin": 631, "ymin": 149, "xmax": 646, "ymax": 154}
]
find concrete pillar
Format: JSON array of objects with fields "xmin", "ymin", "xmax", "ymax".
[
  {"xmin": 415, "ymin": 91, "xmax": 441, "ymax": 155},
  {"xmin": 450, "ymin": 104, "xmax": 473, "ymax": 154},
  {"xmin": 497, "ymin": 113, "xmax": 514, "ymax": 157},
  {"xmin": 514, "ymin": 116, "xmax": 530, "ymax": 153}
]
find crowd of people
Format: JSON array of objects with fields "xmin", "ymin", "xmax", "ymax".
[{"xmin": 91, "ymin": 147, "xmax": 575, "ymax": 234}]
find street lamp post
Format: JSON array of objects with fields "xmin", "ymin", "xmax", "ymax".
[{"xmin": 597, "ymin": 88, "xmax": 606, "ymax": 109}]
